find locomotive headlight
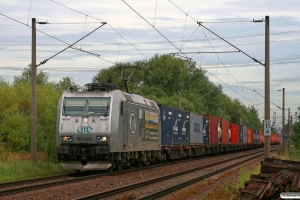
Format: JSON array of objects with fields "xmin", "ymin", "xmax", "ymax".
[
  {"xmin": 97, "ymin": 136, "xmax": 107, "ymax": 142},
  {"xmin": 62, "ymin": 136, "xmax": 73, "ymax": 142},
  {"xmin": 82, "ymin": 117, "xmax": 88, "ymax": 123}
]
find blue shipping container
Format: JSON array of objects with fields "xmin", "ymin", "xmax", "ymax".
[
  {"xmin": 203, "ymin": 116, "xmax": 209, "ymax": 144},
  {"xmin": 181, "ymin": 110, "xmax": 190, "ymax": 145},
  {"xmin": 172, "ymin": 108, "xmax": 182, "ymax": 145},
  {"xmin": 159, "ymin": 104, "xmax": 173, "ymax": 146}
]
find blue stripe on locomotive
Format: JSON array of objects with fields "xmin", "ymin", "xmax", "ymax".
[{"xmin": 159, "ymin": 104, "xmax": 173, "ymax": 146}]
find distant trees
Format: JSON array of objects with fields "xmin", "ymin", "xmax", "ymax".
[
  {"xmin": 292, "ymin": 106, "xmax": 300, "ymax": 150},
  {"xmin": 13, "ymin": 65, "xmax": 50, "ymax": 85},
  {"xmin": 53, "ymin": 76, "xmax": 80, "ymax": 91}
]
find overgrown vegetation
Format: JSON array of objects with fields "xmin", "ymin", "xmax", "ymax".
[
  {"xmin": 292, "ymin": 105, "xmax": 300, "ymax": 154},
  {"xmin": 0, "ymin": 151, "xmax": 70, "ymax": 182},
  {"xmin": 276, "ymin": 145, "xmax": 300, "ymax": 161}
]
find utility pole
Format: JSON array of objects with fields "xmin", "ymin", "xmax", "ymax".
[
  {"xmin": 179, "ymin": 89, "xmax": 186, "ymax": 110},
  {"xmin": 179, "ymin": 90, "xmax": 182, "ymax": 110},
  {"xmin": 220, "ymin": 108, "xmax": 222, "ymax": 118},
  {"xmin": 31, "ymin": 18, "xmax": 37, "ymax": 164},
  {"xmin": 282, "ymin": 88, "xmax": 285, "ymax": 154},
  {"xmin": 264, "ymin": 15, "xmax": 270, "ymax": 158},
  {"xmin": 288, "ymin": 108, "xmax": 290, "ymax": 148},
  {"xmin": 240, "ymin": 117, "xmax": 243, "ymax": 125},
  {"xmin": 291, "ymin": 116, "xmax": 293, "ymax": 145}
]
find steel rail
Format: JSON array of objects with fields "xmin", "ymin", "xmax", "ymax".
[
  {"xmin": 137, "ymin": 147, "xmax": 281, "ymax": 200},
  {"xmin": 74, "ymin": 146, "xmax": 280, "ymax": 200}
]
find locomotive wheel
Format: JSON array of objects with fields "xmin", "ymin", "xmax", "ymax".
[
  {"xmin": 117, "ymin": 164, "xmax": 122, "ymax": 171},
  {"xmin": 108, "ymin": 166, "xmax": 113, "ymax": 173}
]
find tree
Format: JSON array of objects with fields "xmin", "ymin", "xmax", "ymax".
[
  {"xmin": 0, "ymin": 76, "xmax": 9, "ymax": 86},
  {"xmin": 292, "ymin": 105, "xmax": 300, "ymax": 150},
  {"xmin": 13, "ymin": 65, "xmax": 49, "ymax": 85},
  {"xmin": 53, "ymin": 76, "xmax": 80, "ymax": 90}
]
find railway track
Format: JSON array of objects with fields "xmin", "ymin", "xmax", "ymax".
[
  {"xmin": 0, "ymin": 146, "xmax": 279, "ymax": 198},
  {"xmin": 74, "ymin": 146, "xmax": 281, "ymax": 200}
]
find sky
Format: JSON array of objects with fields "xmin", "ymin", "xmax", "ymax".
[{"xmin": 0, "ymin": 0, "xmax": 300, "ymax": 127}]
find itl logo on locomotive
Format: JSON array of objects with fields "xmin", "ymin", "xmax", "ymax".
[{"xmin": 77, "ymin": 126, "xmax": 93, "ymax": 133}]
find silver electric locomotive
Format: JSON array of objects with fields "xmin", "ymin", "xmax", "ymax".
[{"xmin": 56, "ymin": 83, "xmax": 162, "ymax": 171}]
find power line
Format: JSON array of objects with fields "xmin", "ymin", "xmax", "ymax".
[
  {"xmin": 171, "ymin": 51, "xmax": 240, "ymax": 54},
  {"xmin": 166, "ymin": 0, "xmax": 264, "ymax": 104},
  {"xmin": 122, "ymin": 0, "xmax": 255, "ymax": 105},
  {"xmin": 50, "ymin": 0, "xmax": 147, "ymax": 59},
  {"xmin": 0, "ymin": 12, "xmax": 116, "ymax": 65},
  {"xmin": 36, "ymin": 22, "xmax": 107, "ymax": 67},
  {"xmin": 198, "ymin": 23, "xmax": 265, "ymax": 66},
  {"xmin": 1, "ymin": 34, "xmax": 300, "ymax": 47},
  {"xmin": 253, "ymin": 90, "xmax": 282, "ymax": 109}
]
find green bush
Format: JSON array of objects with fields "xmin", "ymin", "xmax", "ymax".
[{"xmin": 0, "ymin": 82, "xmax": 63, "ymax": 156}]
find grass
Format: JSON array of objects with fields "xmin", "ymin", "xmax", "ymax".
[
  {"xmin": 275, "ymin": 145, "xmax": 300, "ymax": 161},
  {"xmin": 0, "ymin": 150, "xmax": 71, "ymax": 183}
]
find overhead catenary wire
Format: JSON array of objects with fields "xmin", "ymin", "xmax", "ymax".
[
  {"xmin": 116, "ymin": 36, "xmax": 123, "ymax": 63},
  {"xmin": 50, "ymin": 0, "xmax": 148, "ymax": 59},
  {"xmin": 198, "ymin": 23, "xmax": 264, "ymax": 66},
  {"xmin": 0, "ymin": 12, "xmax": 115, "ymax": 65},
  {"xmin": 153, "ymin": 0, "xmax": 158, "ymax": 27},
  {"xmin": 80, "ymin": 15, "xmax": 88, "ymax": 49},
  {"xmin": 122, "ymin": 0, "xmax": 255, "ymax": 105},
  {"xmin": 26, "ymin": 0, "xmax": 32, "ymax": 26},
  {"xmin": 166, "ymin": 0, "xmax": 270, "ymax": 103},
  {"xmin": 253, "ymin": 90, "xmax": 282, "ymax": 109},
  {"xmin": 36, "ymin": 22, "xmax": 107, "ymax": 67},
  {"xmin": 171, "ymin": 51, "xmax": 240, "ymax": 54},
  {"xmin": 167, "ymin": 0, "xmax": 268, "ymax": 97}
]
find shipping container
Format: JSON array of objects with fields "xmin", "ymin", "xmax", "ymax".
[
  {"xmin": 204, "ymin": 115, "xmax": 218, "ymax": 144},
  {"xmin": 181, "ymin": 110, "xmax": 190, "ymax": 145},
  {"xmin": 254, "ymin": 129, "xmax": 259, "ymax": 143},
  {"xmin": 172, "ymin": 108, "xmax": 182, "ymax": 145},
  {"xmin": 203, "ymin": 116, "xmax": 209, "ymax": 144},
  {"xmin": 189, "ymin": 113, "xmax": 203, "ymax": 144},
  {"xmin": 271, "ymin": 133, "xmax": 274, "ymax": 144},
  {"xmin": 247, "ymin": 128, "xmax": 251, "ymax": 144},
  {"xmin": 259, "ymin": 130, "xmax": 263, "ymax": 143},
  {"xmin": 230, "ymin": 124, "xmax": 239, "ymax": 144},
  {"xmin": 159, "ymin": 104, "xmax": 173, "ymax": 146},
  {"xmin": 239, "ymin": 125, "xmax": 243, "ymax": 143},
  {"xmin": 220, "ymin": 119, "xmax": 229, "ymax": 144},
  {"xmin": 243, "ymin": 126, "xmax": 248, "ymax": 143}
]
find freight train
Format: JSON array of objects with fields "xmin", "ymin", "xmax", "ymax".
[{"xmin": 56, "ymin": 83, "xmax": 280, "ymax": 171}]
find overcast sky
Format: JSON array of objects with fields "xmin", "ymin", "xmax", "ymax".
[{"xmin": 1, "ymin": 0, "xmax": 299, "ymax": 126}]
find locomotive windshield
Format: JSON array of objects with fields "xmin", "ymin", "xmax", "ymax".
[{"xmin": 63, "ymin": 97, "xmax": 110, "ymax": 116}]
